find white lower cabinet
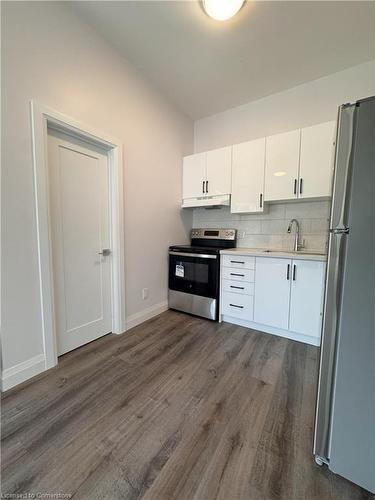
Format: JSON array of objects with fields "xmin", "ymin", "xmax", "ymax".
[
  {"xmin": 221, "ymin": 254, "xmax": 255, "ymax": 269},
  {"xmin": 221, "ymin": 254, "xmax": 326, "ymax": 345},
  {"xmin": 253, "ymin": 257, "xmax": 291, "ymax": 329},
  {"xmin": 289, "ymin": 259, "xmax": 325, "ymax": 338},
  {"xmin": 221, "ymin": 292, "xmax": 254, "ymax": 321},
  {"xmin": 220, "ymin": 258, "xmax": 255, "ymax": 322},
  {"xmin": 221, "ymin": 267, "xmax": 255, "ymax": 282},
  {"xmin": 222, "ymin": 280, "xmax": 254, "ymax": 295}
]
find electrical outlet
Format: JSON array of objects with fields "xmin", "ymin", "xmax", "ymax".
[
  {"xmin": 142, "ymin": 288, "xmax": 149, "ymax": 300},
  {"xmin": 238, "ymin": 230, "xmax": 246, "ymax": 239}
]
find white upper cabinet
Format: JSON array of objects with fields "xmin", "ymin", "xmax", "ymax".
[
  {"xmin": 254, "ymin": 257, "xmax": 291, "ymax": 330},
  {"xmin": 299, "ymin": 121, "xmax": 336, "ymax": 199},
  {"xmin": 289, "ymin": 259, "xmax": 326, "ymax": 338},
  {"xmin": 231, "ymin": 138, "xmax": 266, "ymax": 213},
  {"xmin": 182, "ymin": 120, "xmax": 336, "ymax": 207},
  {"xmin": 182, "ymin": 152, "xmax": 206, "ymax": 199},
  {"xmin": 206, "ymin": 146, "xmax": 232, "ymax": 196},
  {"xmin": 264, "ymin": 129, "xmax": 301, "ymax": 201},
  {"xmin": 182, "ymin": 147, "xmax": 231, "ymax": 205}
]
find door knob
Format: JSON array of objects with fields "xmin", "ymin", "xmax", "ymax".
[{"xmin": 98, "ymin": 248, "xmax": 111, "ymax": 256}]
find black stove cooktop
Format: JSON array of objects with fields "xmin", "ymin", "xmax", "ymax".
[
  {"xmin": 169, "ymin": 228, "xmax": 237, "ymax": 255},
  {"xmin": 169, "ymin": 244, "xmax": 222, "ymax": 255}
]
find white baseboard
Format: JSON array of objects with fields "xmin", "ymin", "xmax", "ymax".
[
  {"xmin": 1, "ymin": 353, "xmax": 46, "ymax": 392},
  {"xmin": 221, "ymin": 315, "xmax": 321, "ymax": 347},
  {"xmin": 125, "ymin": 300, "xmax": 169, "ymax": 331},
  {"xmin": 1, "ymin": 303, "xmax": 169, "ymax": 391}
]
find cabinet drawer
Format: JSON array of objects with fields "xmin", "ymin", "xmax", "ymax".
[
  {"xmin": 221, "ymin": 292, "xmax": 254, "ymax": 321},
  {"xmin": 221, "ymin": 267, "xmax": 255, "ymax": 282},
  {"xmin": 222, "ymin": 254, "xmax": 255, "ymax": 269},
  {"xmin": 222, "ymin": 280, "xmax": 254, "ymax": 296}
]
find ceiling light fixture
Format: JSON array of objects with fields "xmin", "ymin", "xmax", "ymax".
[{"xmin": 202, "ymin": 0, "xmax": 245, "ymax": 21}]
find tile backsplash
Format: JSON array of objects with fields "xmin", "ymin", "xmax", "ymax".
[{"xmin": 193, "ymin": 200, "xmax": 331, "ymax": 253}]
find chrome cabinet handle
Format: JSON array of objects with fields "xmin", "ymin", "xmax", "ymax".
[
  {"xmin": 99, "ymin": 248, "xmax": 111, "ymax": 256},
  {"xmin": 230, "ymin": 260, "xmax": 245, "ymax": 264},
  {"xmin": 293, "ymin": 264, "xmax": 296, "ymax": 281},
  {"xmin": 230, "ymin": 272, "xmax": 244, "ymax": 277},
  {"xmin": 230, "ymin": 285, "xmax": 244, "ymax": 290},
  {"xmin": 229, "ymin": 303, "xmax": 244, "ymax": 309},
  {"xmin": 260, "ymin": 193, "xmax": 263, "ymax": 208},
  {"xmin": 202, "ymin": 181, "xmax": 205, "ymax": 194},
  {"xmin": 206, "ymin": 180, "xmax": 209, "ymax": 193},
  {"xmin": 293, "ymin": 179, "xmax": 297, "ymax": 195},
  {"xmin": 286, "ymin": 264, "xmax": 290, "ymax": 280},
  {"xmin": 299, "ymin": 178, "xmax": 303, "ymax": 195}
]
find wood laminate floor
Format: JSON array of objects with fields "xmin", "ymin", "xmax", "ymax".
[{"xmin": 1, "ymin": 311, "xmax": 372, "ymax": 500}]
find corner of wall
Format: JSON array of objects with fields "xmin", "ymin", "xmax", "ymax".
[{"xmin": 125, "ymin": 300, "xmax": 169, "ymax": 331}]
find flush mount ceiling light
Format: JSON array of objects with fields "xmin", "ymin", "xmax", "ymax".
[{"xmin": 202, "ymin": 0, "xmax": 245, "ymax": 21}]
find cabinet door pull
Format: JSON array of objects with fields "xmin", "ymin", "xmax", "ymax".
[
  {"xmin": 293, "ymin": 179, "xmax": 297, "ymax": 195},
  {"xmin": 230, "ymin": 285, "xmax": 245, "ymax": 290},
  {"xmin": 286, "ymin": 264, "xmax": 290, "ymax": 280},
  {"xmin": 260, "ymin": 193, "xmax": 263, "ymax": 208},
  {"xmin": 206, "ymin": 180, "xmax": 209, "ymax": 193},
  {"xmin": 230, "ymin": 273, "xmax": 244, "ymax": 277},
  {"xmin": 293, "ymin": 264, "xmax": 296, "ymax": 281},
  {"xmin": 229, "ymin": 303, "xmax": 244, "ymax": 309},
  {"xmin": 230, "ymin": 260, "xmax": 245, "ymax": 264},
  {"xmin": 299, "ymin": 178, "xmax": 303, "ymax": 195},
  {"xmin": 202, "ymin": 181, "xmax": 205, "ymax": 194}
]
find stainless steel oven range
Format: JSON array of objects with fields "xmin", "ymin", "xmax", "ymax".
[{"xmin": 168, "ymin": 228, "xmax": 237, "ymax": 320}]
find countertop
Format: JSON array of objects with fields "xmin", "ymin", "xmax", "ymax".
[{"xmin": 220, "ymin": 248, "xmax": 327, "ymax": 262}]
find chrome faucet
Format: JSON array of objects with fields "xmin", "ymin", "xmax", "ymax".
[{"xmin": 287, "ymin": 219, "xmax": 302, "ymax": 252}]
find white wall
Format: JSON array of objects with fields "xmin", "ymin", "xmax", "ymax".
[
  {"xmin": 195, "ymin": 60, "xmax": 375, "ymax": 151},
  {"xmin": 1, "ymin": 1, "xmax": 193, "ymax": 377}
]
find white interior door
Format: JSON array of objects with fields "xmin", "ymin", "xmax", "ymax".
[
  {"xmin": 48, "ymin": 130, "xmax": 112, "ymax": 356},
  {"xmin": 231, "ymin": 137, "xmax": 265, "ymax": 213}
]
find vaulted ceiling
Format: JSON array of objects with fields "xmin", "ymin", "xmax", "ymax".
[{"xmin": 70, "ymin": 1, "xmax": 375, "ymax": 119}]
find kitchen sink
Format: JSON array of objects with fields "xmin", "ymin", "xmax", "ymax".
[{"xmin": 262, "ymin": 249, "xmax": 325, "ymax": 256}]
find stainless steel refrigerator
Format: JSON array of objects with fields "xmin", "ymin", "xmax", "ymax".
[{"xmin": 313, "ymin": 96, "xmax": 375, "ymax": 493}]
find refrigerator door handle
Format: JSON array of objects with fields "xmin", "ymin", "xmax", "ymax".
[{"xmin": 330, "ymin": 227, "xmax": 350, "ymax": 235}]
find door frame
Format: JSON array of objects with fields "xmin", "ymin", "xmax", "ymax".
[{"xmin": 30, "ymin": 100, "xmax": 126, "ymax": 369}]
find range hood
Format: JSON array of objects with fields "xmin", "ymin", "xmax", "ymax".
[{"xmin": 182, "ymin": 194, "xmax": 230, "ymax": 209}]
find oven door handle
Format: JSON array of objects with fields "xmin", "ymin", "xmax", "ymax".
[{"xmin": 169, "ymin": 251, "xmax": 217, "ymax": 260}]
